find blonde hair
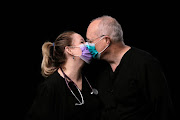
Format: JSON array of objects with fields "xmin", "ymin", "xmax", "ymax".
[{"xmin": 41, "ymin": 31, "xmax": 75, "ymax": 77}]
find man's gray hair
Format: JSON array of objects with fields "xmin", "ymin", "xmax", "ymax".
[{"xmin": 91, "ymin": 15, "xmax": 123, "ymax": 42}]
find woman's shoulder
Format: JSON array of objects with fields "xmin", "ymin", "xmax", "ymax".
[
  {"xmin": 46, "ymin": 70, "xmax": 62, "ymax": 81},
  {"xmin": 40, "ymin": 70, "xmax": 64, "ymax": 91}
]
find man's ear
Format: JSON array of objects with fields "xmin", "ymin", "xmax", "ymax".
[
  {"xmin": 65, "ymin": 46, "xmax": 73, "ymax": 55},
  {"xmin": 105, "ymin": 36, "xmax": 111, "ymax": 45}
]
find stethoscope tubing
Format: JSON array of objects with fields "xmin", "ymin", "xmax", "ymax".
[{"xmin": 60, "ymin": 67, "xmax": 97, "ymax": 106}]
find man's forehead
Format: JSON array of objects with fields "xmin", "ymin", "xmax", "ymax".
[{"xmin": 86, "ymin": 20, "xmax": 101, "ymax": 38}]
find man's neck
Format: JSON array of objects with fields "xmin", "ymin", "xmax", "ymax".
[{"xmin": 106, "ymin": 42, "xmax": 131, "ymax": 72}]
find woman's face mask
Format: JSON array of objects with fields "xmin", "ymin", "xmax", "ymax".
[
  {"xmin": 85, "ymin": 36, "xmax": 110, "ymax": 59},
  {"xmin": 68, "ymin": 44, "xmax": 93, "ymax": 64}
]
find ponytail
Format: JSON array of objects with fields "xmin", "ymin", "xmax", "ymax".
[
  {"xmin": 41, "ymin": 31, "xmax": 75, "ymax": 78},
  {"xmin": 41, "ymin": 42, "xmax": 56, "ymax": 77}
]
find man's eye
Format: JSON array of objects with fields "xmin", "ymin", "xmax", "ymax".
[
  {"xmin": 86, "ymin": 39, "xmax": 90, "ymax": 42},
  {"xmin": 86, "ymin": 40, "xmax": 91, "ymax": 43}
]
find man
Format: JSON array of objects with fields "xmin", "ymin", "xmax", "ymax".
[{"xmin": 85, "ymin": 15, "xmax": 174, "ymax": 120}]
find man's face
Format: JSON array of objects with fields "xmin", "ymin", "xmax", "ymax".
[{"xmin": 86, "ymin": 20, "xmax": 108, "ymax": 53}]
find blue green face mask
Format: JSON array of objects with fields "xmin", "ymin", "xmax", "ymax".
[
  {"xmin": 85, "ymin": 42, "xmax": 100, "ymax": 59},
  {"xmin": 85, "ymin": 36, "xmax": 109, "ymax": 59}
]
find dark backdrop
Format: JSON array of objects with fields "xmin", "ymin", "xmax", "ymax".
[{"xmin": 7, "ymin": 2, "xmax": 178, "ymax": 119}]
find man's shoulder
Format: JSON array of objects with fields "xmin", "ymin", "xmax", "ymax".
[{"xmin": 130, "ymin": 46, "xmax": 160, "ymax": 65}]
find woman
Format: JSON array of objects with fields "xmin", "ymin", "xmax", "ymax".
[{"xmin": 26, "ymin": 31, "xmax": 101, "ymax": 120}]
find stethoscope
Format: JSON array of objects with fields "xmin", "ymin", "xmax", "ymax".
[{"xmin": 60, "ymin": 67, "xmax": 98, "ymax": 106}]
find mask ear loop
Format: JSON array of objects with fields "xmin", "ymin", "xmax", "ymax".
[
  {"xmin": 67, "ymin": 46, "xmax": 81, "ymax": 59},
  {"xmin": 99, "ymin": 44, "xmax": 110, "ymax": 54},
  {"xmin": 95, "ymin": 36, "xmax": 110, "ymax": 54}
]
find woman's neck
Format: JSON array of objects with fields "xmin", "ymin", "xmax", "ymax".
[{"xmin": 58, "ymin": 58, "xmax": 84, "ymax": 85}]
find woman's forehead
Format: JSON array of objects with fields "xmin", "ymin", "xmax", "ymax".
[{"xmin": 71, "ymin": 33, "xmax": 84, "ymax": 45}]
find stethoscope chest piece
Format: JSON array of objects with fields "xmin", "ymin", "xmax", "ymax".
[{"xmin": 91, "ymin": 88, "xmax": 98, "ymax": 95}]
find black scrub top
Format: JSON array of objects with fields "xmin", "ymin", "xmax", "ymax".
[
  {"xmin": 25, "ymin": 71, "xmax": 102, "ymax": 120},
  {"xmin": 85, "ymin": 47, "xmax": 175, "ymax": 120}
]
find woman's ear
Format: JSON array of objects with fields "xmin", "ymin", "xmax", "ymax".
[{"xmin": 65, "ymin": 46, "xmax": 73, "ymax": 56}]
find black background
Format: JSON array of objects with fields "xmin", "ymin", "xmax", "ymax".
[{"xmin": 5, "ymin": 1, "xmax": 179, "ymax": 119}]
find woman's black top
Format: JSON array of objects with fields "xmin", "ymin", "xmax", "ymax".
[{"xmin": 26, "ymin": 71, "xmax": 102, "ymax": 120}]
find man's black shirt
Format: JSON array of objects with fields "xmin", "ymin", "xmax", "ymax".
[{"xmin": 85, "ymin": 47, "xmax": 174, "ymax": 120}]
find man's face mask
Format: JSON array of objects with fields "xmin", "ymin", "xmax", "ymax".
[
  {"xmin": 85, "ymin": 35, "xmax": 110, "ymax": 59},
  {"xmin": 68, "ymin": 44, "xmax": 93, "ymax": 64}
]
